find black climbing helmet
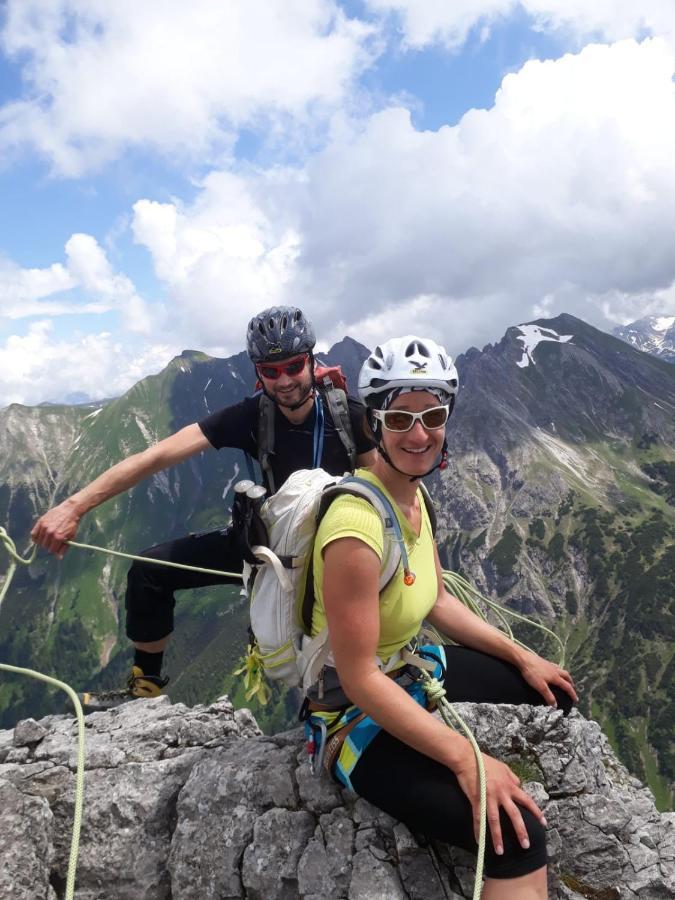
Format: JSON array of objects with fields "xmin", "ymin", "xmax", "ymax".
[{"xmin": 246, "ymin": 306, "xmax": 316, "ymax": 363}]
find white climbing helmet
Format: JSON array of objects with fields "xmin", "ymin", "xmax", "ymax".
[{"xmin": 358, "ymin": 335, "xmax": 459, "ymax": 409}]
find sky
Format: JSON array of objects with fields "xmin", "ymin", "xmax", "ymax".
[{"xmin": 1, "ymin": 0, "xmax": 675, "ymax": 406}]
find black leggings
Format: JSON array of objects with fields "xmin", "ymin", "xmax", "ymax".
[
  {"xmin": 350, "ymin": 646, "xmax": 574, "ymax": 880},
  {"xmin": 125, "ymin": 526, "xmax": 244, "ymax": 642}
]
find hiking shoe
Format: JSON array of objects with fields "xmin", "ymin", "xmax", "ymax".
[{"xmin": 79, "ymin": 666, "xmax": 169, "ymax": 713}]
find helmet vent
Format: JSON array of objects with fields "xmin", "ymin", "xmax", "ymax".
[
  {"xmin": 281, "ymin": 315, "xmax": 288, "ymax": 330},
  {"xmin": 368, "ymin": 357, "xmax": 383, "ymax": 370},
  {"xmin": 406, "ymin": 340, "xmax": 430, "ymax": 358},
  {"xmin": 374, "ymin": 345, "xmax": 384, "ymax": 359}
]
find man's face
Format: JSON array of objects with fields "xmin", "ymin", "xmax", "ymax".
[{"xmin": 256, "ymin": 353, "xmax": 313, "ymax": 408}]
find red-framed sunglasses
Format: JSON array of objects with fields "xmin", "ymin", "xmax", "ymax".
[{"xmin": 256, "ymin": 353, "xmax": 310, "ymax": 380}]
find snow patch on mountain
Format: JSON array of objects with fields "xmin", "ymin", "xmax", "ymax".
[{"xmin": 515, "ymin": 325, "xmax": 573, "ymax": 368}]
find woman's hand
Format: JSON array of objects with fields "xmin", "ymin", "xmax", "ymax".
[
  {"xmin": 519, "ymin": 651, "xmax": 578, "ymax": 707},
  {"xmin": 454, "ymin": 749, "xmax": 546, "ymax": 855}
]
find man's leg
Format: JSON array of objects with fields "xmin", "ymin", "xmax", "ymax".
[{"xmin": 81, "ymin": 527, "xmax": 243, "ymax": 710}]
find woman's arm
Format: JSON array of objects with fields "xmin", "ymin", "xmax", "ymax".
[
  {"xmin": 323, "ymin": 535, "xmax": 546, "ymax": 854},
  {"xmin": 323, "ymin": 536, "xmax": 472, "ymax": 770},
  {"xmin": 427, "ymin": 545, "xmax": 577, "ymax": 707}
]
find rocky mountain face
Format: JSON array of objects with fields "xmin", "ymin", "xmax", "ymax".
[
  {"xmin": 613, "ymin": 316, "xmax": 675, "ymax": 363},
  {"xmin": 1, "ymin": 315, "xmax": 674, "ymax": 808},
  {"xmin": 1, "ymin": 696, "xmax": 673, "ymax": 899},
  {"xmin": 438, "ymin": 314, "xmax": 675, "ymax": 809}
]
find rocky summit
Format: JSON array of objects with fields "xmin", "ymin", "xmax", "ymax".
[{"xmin": 0, "ymin": 696, "xmax": 673, "ymax": 900}]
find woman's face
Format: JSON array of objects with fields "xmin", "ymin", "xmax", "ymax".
[{"xmin": 379, "ymin": 390, "xmax": 446, "ymax": 476}]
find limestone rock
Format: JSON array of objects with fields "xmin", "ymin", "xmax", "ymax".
[{"xmin": 0, "ymin": 696, "xmax": 672, "ymax": 899}]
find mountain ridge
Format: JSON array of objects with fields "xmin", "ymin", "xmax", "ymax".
[{"xmin": 1, "ymin": 314, "xmax": 673, "ymax": 807}]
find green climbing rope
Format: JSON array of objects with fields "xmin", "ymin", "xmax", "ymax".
[
  {"xmin": 0, "ymin": 527, "xmax": 245, "ymax": 898},
  {"xmin": 443, "ymin": 569, "xmax": 566, "ymax": 666},
  {"xmin": 0, "ymin": 529, "xmax": 85, "ymax": 900},
  {"xmin": 423, "ymin": 672, "xmax": 487, "ymax": 898}
]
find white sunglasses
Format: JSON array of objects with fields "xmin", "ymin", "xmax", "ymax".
[{"xmin": 372, "ymin": 405, "xmax": 450, "ymax": 433}]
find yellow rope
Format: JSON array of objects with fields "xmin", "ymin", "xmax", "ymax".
[
  {"xmin": 0, "ymin": 663, "xmax": 85, "ymax": 900},
  {"xmin": 0, "ymin": 529, "xmax": 84, "ymax": 900},
  {"xmin": 66, "ymin": 538, "xmax": 243, "ymax": 580},
  {"xmin": 422, "ymin": 673, "xmax": 487, "ymax": 898},
  {"xmin": 0, "ymin": 527, "xmax": 244, "ymax": 897},
  {"xmin": 443, "ymin": 570, "xmax": 566, "ymax": 666}
]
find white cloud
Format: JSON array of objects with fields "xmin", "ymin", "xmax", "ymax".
[
  {"xmin": 65, "ymin": 234, "xmax": 153, "ymax": 333},
  {"xmin": 366, "ymin": 0, "xmax": 675, "ymax": 49},
  {"xmin": 0, "ymin": 0, "xmax": 375, "ymax": 176},
  {"xmin": 131, "ymin": 170, "xmax": 301, "ymax": 354},
  {"xmin": 6, "ymin": 32, "xmax": 675, "ymax": 404},
  {"xmin": 286, "ymin": 38, "xmax": 675, "ymax": 344},
  {"xmin": 0, "ymin": 234, "xmax": 152, "ymax": 332},
  {"xmin": 0, "ymin": 256, "xmax": 77, "ymax": 318},
  {"xmin": 0, "ymin": 321, "xmax": 175, "ymax": 406},
  {"xmin": 125, "ymin": 37, "xmax": 675, "ymax": 358}
]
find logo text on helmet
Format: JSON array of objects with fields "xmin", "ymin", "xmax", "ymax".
[
  {"xmin": 269, "ymin": 346, "xmax": 283, "ymax": 355},
  {"xmin": 410, "ymin": 363, "xmax": 428, "ymax": 374}
]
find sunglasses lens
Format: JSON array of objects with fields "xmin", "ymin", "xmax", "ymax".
[
  {"xmin": 284, "ymin": 358, "xmax": 305, "ymax": 375},
  {"xmin": 258, "ymin": 355, "xmax": 307, "ymax": 380},
  {"xmin": 421, "ymin": 407, "xmax": 449, "ymax": 429},
  {"xmin": 383, "ymin": 411, "xmax": 414, "ymax": 431}
]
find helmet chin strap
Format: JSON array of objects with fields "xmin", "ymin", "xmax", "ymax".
[
  {"xmin": 288, "ymin": 351, "xmax": 317, "ymax": 411},
  {"xmin": 287, "ymin": 386, "xmax": 315, "ymax": 411},
  {"xmin": 376, "ymin": 440, "xmax": 448, "ymax": 481}
]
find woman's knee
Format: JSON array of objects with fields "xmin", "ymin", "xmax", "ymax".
[
  {"xmin": 485, "ymin": 807, "xmax": 547, "ymax": 879},
  {"xmin": 552, "ymin": 684, "xmax": 575, "ymax": 717}
]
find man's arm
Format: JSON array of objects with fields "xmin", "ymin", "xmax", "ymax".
[{"xmin": 31, "ymin": 423, "xmax": 212, "ymax": 557}]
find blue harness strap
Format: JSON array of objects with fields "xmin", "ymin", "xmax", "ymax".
[{"xmin": 306, "ymin": 644, "xmax": 447, "ymax": 792}]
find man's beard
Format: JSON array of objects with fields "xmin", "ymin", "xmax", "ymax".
[{"xmin": 269, "ymin": 377, "xmax": 313, "ymax": 409}]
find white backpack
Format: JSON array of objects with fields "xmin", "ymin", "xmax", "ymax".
[{"xmin": 240, "ymin": 468, "xmax": 435, "ymax": 695}]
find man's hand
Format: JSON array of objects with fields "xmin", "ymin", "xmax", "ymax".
[{"xmin": 31, "ymin": 500, "xmax": 81, "ymax": 559}]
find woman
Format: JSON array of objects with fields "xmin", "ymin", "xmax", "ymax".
[{"xmin": 310, "ymin": 335, "xmax": 577, "ymax": 898}]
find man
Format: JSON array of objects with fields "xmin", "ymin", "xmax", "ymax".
[{"xmin": 31, "ymin": 306, "xmax": 375, "ymax": 710}]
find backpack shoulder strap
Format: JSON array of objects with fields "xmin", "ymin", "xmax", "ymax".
[
  {"xmin": 301, "ymin": 476, "xmax": 409, "ymax": 633},
  {"xmin": 419, "ymin": 482, "xmax": 437, "ymax": 537},
  {"xmin": 320, "ymin": 384, "xmax": 357, "ymax": 471},
  {"xmin": 256, "ymin": 393, "xmax": 276, "ymax": 494}
]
